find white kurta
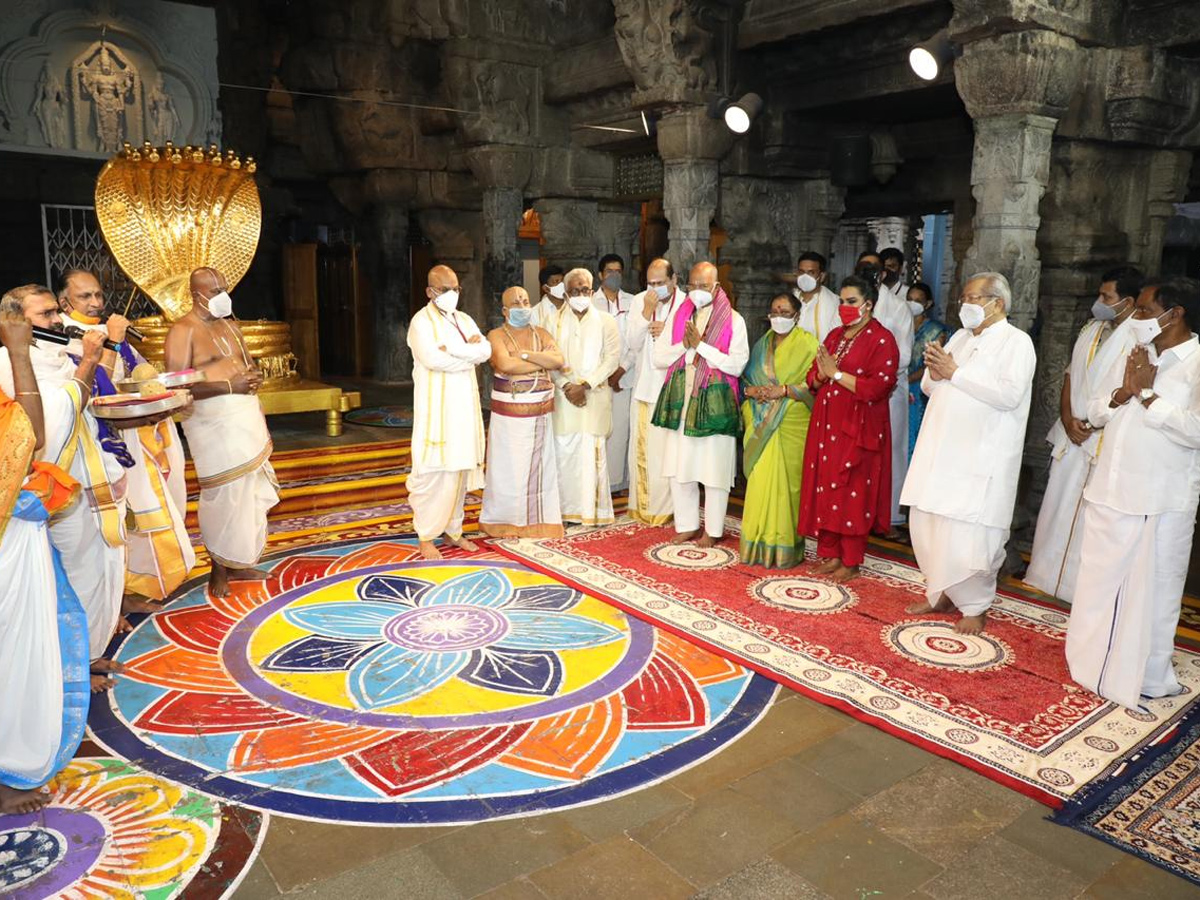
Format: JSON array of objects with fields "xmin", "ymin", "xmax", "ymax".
[
  {"xmin": 873, "ymin": 283, "xmax": 914, "ymax": 524},
  {"xmin": 626, "ymin": 289, "xmax": 684, "ymax": 525},
  {"xmin": 407, "ymin": 303, "xmax": 491, "ymax": 539},
  {"xmin": 1026, "ymin": 317, "xmax": 1137, "ymax": 601},
  {"xmin": 652, "ymin": 305, "xmax": 750, "ymax": 491},
  {"xmin": 532, "ymin": 296, "xmax": 567, "ymax": 337},
  {"xmin": 1067, "ymin": 335, "xmax": 1200, "ymax": 709},
  {"xmin": 594, "ymin": 289, "xmax": 637, "ymax": 491},
  {"xmin": 901, "ymin": 319, "xmax": 1036, "ymax": 613},
  {"xmin": 796, "ymin": 286, "xmax": 840, "ymax": 343},
  {"xmin": 552, "ymin": 307, "xmax": 621, "ymax": 525},
  {"xmin": 1, "ymin": 345, "xmax": 127, "ymax": 659}
]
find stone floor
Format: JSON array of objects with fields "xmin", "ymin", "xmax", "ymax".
[{"xmin": 230, "ymin": 690, "xmax": 1195, "ymax": 899}]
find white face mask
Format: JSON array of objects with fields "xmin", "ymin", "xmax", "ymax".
[
  {"xmin": 433, "ymin": 289, "xmax": 459, "ymax": 313},
  {"xmin": 1130, "ymin": 310, "xmax": 1170, "ymax": 346},
  {"xmin": 205, "ymin": 290, "xmax": 233, "ymax": 318},
  {"xmin": 958, "ymin": 298, "xmax": 993, "ymax": 330},
  {"xmin": 796, "ymin": 273, "xmax": 818, "ymax": 294},
  {"xmin": 549, "ymin": 282, "xmax": 566, "ymax": 300},
  {"xmin": 690, "ymin": 289, "xmax": 713, "ymax": 308},
  {"xmin": 653, "ymin": 284, "xmax": 671, "ymax": 300},
  {"xmin": 568, "ymin": 294, "xmax": 592, "ymax": 313},
  {"xmin": 769, "ymin": 315, "xmax": 797, "ymax": 336},
  {"xmin": 907, "ymin": 299, "xmax": 925, "ymax": 317}
]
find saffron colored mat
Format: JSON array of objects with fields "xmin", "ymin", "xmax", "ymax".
[{"xmin": 494, "ymin": 517, "xmax": 1200, "ymax": 806}]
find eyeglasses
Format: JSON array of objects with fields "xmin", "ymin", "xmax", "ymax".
[
  {"xmin": 430, "ymin": 285, "xmax": 459, "ymax": 295},
  {"xmin": 566, "ymin": 288, "xmax": 593, "ymax": 297},
  {"xmin": 960, "ymin": 294, "xmax": 998, "ymax": 304},
  {"xmin": 684, "ymin": 285, "xmax": 714, "ymax": 292}
]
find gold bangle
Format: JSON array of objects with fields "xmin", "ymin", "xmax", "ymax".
[{"xmin": 16, "ymin": 390, "xmax": 38, "ymax": 396}]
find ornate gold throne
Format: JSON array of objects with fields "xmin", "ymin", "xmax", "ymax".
[{"xmin": 95, "ymin": 141, "xmax": 359, "ymax": 435}]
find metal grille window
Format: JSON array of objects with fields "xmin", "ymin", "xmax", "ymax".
[
  {"xmin": 41, "ymin": 204, "xmax": 158, "ymax": 319},
  {"xmin": 616, "ymin": 153, "xmax": 663, "ymax": 200}
]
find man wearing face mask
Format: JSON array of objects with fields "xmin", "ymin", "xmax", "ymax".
[
  {"xmin": 901, "ymin": 273, "xmax": 1036, "ymax": 635},
  {"xmin": 532, "ymin": 264, "xmax": 566, "ymax": 335},
  {"xmin": 626, "ymin": 258, "xmax": 684, "ymax": 525},
  {"xmin": 793, "ymin": 252, "xmax": 839, "ymax": 343},
  {"xmin": 652, "ymin": 261, "xmax": 749, "ymax": 547},
  {"xmin": 480, "ymin": 286, "xmax": 565, "ymax": 538},
  {"xmin": 856, "ymin": 251, "xmax": 913, "ymax": 533},
  {"xmin": 593, "ymin": 254, "xmax": 637, "ymax": 494},
  {"xmin": 404, "ymin": 265, "xmax": 493, "ymax": 560},
  {"xmin": 1025, "ymin": 266, "xmax": 1143, "ymax": 602},
  {"xmin": 165, "ymin": 267, "xmax": 277, "ymax": 598},
  {"xmin": 879, "ymin": 248, "xmax": 909, "ymax": 302},
  {"xmin": 552, "ymin": 268, "xmax": 621, "ymax": 526},
  {"xmin": 1066, "ymin": 277, "xmax": 1200, "ymax": 709}
]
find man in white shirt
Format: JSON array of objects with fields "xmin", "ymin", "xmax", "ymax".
[
  {"xmin": 593, "ymin": 254, "xmax": 637, "ymax": 493},
  {"xmin": 652, "ymin": 262, "xmax": 749, "ymax": 547},
  {"xmin": 626, "ymin": 258, "xmax": 683, "ymax": 525},
  {"xmin": 406, "ymin": 265, "xmax": 492, "ymax": 559},
  {"xmin": 552, "ymin": 268, "xmax": 621, "ymax": 526},
  {"xmin": 794, "ymin": 251, "xmax": 839, "ymax": 343},
  {"xmin": 532, "ymin": 264, "xmax": 566, "ymax": 334},
  {"xmin": 901, "ymin": 272, "xmax": 1037, "ymax": 634},
  {"xmin": 880, "ymin": 248, "xmax": 910, "ymax": 302},
  {"xmin": 1066, "ymin": 277, "xmax": 1200, "ymax": 709},
  {"xmin": 1026, "ymin": 267, "xmax": 1143, "ymax": 601},
  {"xmin": 858, "ymin": 252, "xmax": 914, "ymax": 530}
]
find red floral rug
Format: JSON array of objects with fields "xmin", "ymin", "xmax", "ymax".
[{"xmin": 493, "ymin": 518, "xmax": 1200, "ymax": 806}]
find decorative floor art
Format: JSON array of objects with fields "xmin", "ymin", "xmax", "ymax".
[
  {"xmin": 495, "ymin": 517, "xmax": 1200, "ymax": 806},
  {"xmin": 89, "ymin": 538, "xmax": 776, "ymax": 825},
  {"xmin": 342, "ymin": 406, "xmax": 414, "ymax": 428}
]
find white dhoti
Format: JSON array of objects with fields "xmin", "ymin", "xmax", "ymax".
[
  {"xmin": 607, "ymin": 387, "xmax": 632, "ymax": 492},
  {"xmin": 50, "ymin": 492, "xmax": 126, "ymax": 660},
  {"xmin": 408, "ymin": 468, "xmax": 470, "ymax": 542},
  {"xmin": 908, "ymin": 508, "xmax": 1007, "ymax": 617},
  {"xmin": 183, "ymin": 394, "xmax": 278, "ymax": 570},
  {"xmin": 627, "ymin": 399, "xmax": 672, "ymax": 526},
  {"xmin": 661, "ymin": 419, "xmax": 736, "ymax": 538},
  {"xmin": 1066, "ymin": 501, "xmax": 1187, "ymax": 710},
  {"xmin": 556, "ymin": 433, "xmax": 613, "ymax": 526},
  {"xmin": 125, "ymin": 421, "xmax": 195, "ymax": 599},
  {"xmin": 1024, "ymin": 446, "xmax": 1091, "ymax": 602},
  {"xmin": 889, "ymin": 385, "xmax": 909, "ymax": 524},
  {"xmin": 481, "ymin": 385, "xmax": 563, "ymax": 539}
]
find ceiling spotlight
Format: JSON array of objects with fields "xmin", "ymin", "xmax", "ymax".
[
  {"xmin": 909, "ymin": 30, "xmax": 958, "ymax": 81},
  {"xmin": 715, "ymin": 92, "xmax": 762, "ymax": 134}
]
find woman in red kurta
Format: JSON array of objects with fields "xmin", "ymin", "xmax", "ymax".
[{"xmin": 798, "ymin": 275, "xmax": 898, "ymax": 581}]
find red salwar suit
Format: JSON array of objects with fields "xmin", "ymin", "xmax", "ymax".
[{"xmin": 799, "ymin": 318, "xmax": 898, "ymax": 566}]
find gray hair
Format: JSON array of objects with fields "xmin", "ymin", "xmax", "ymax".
[
  {"xmin": 563, "ymin": 267, "xmax": 594, "ymax": 289},
  {"xmin": 967, "ymin": 272, "xmax": 1012, "ymax": 308},
  {"xmin": 0, "ymin": 284, "xmax": 52, "ymax": 317}
]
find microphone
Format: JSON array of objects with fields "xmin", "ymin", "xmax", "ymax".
[
  {"xmin": 102, "ymin": 316, "xmax": 144, "ymax": 341},
  {"xmin": 61, "ymin": 325, "xmax": 122, "ymax": 352}
]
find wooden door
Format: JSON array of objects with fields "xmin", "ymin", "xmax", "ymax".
[
  {"xmin": 316, "ymin": 243, "xmax": 360, "ymax": 377},
  {"xmin": 282, "ymin": 243, "xmax": 320, "ymax": 380}
]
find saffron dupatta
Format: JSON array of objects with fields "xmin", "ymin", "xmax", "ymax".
[
  {"xmin": 651, "ymin": 286, "xmax": 740, "ymax": 437},
  {"xmin": 0, "ymin": 390, "xmax": 36, "ymax": 542}
]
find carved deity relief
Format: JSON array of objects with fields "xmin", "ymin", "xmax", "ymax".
[
  {"xmin": 145, "ymin": 73, "xmax": 180, "ymax": 145},
  {"xmin": 613, "ymin": 0, "xmax": 717, "ymax": 98},
  {"xmin": 71, "ymin": 43, "xmax": 143, "ymax": 153},
  {"xmin": 32, "ymin": 62, "xmax": 70, "ymax": 148}
]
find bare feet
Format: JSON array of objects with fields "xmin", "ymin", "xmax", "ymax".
[
  {"xmin": 446, "ymin": 535, "xmax": 479, "ymax": 553},
  {"xmin": 670, "ymin": 529, "xmax": 701, "ymax": 545},
  {"xmin": 418, "ymin": 540, "xmax": 443, "ymax": 560},
  {"xmin": 117, "ymin": 616, "xmax": 133, "ymax": 633},
  {"xmin": 696, "ymin": 533, "xmax": 722, "ymax": 548},
  {"xmin": 831, "ymin": 565, "xmax": 860, "ymax": 583},
  {"xmin": 209, "ymin": 563, "xmax": 231, "ymax": 598},
  {"xmin": 90, "ymin": 673, "xmax": 115, "ymax": 692},
  {"xmin": 228, "ymin": 567, "xmax": 270, "ymax": 582},
  {"xmin": 811, "ymin": 557, "xmax": 842, "ymax": 575},
  {"xmin": 955, "ymin": 612, "xmax": 988, "ymax": 635},
  {"xmin": 0, "ymin": 783, "xmax": 52, "ymax": 815},
  {"xmin": 905, "ymin": 594, "xmax": 954, "ymax": 615},
  {"xmin": 122, "ymin": 595, "xmax": 163, "ymax": 615},
  {"xmin": 91, "ymin": 658, "xmax": 125, "ymax": 674}
]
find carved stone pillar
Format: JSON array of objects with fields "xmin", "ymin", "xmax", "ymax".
[
  {"xmin": 368, "ymin": 204, "xmax": 412, "ymax": 383},
  {"xmin": 719, "ymin": 176, "xmax": 794, "ymax": 348},
  {"xmin": 793, "ymin": 178, "xmax": 846, "ymax": 265},
  {"xmin": 869, "ymin": 217, "xmax": 909, "ymax": 253},
  {"xmin": 534, "ymin": 198, "xmax": 599, "ymax": 272},
  {"xmin": 595, "ymin": 202, "xmax": 643, "ymax": 287},
  {"xmin": 830, "ymin": 218, "xmax": 871, "ymax": 284},
  {"xmin": 656, "ymin": 106, "xmax": 732, "ymax": 275},
  {"xmin": 467, "ymin": 146, "xmax": 531, "ymax": 328}
]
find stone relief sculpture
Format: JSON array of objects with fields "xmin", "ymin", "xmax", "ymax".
[
  {"xmin": 205, "ymin": 109, "xmax": 223, "ymax": 146},
  {"xmin": 613, "ymin": 0, "xmax": 718, "ymax": 99},
  {"xmin": 32, "ymin": 63, "xmax": 70, "ymax": 148},
  {"xmin": 145, "ymin": 73, "xmax": 180, "ymax": 145},
  {"xmin": 73, "ymin": 43, "xmax": 142, "ymax": 153}
]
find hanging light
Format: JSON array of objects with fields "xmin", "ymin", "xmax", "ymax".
[
  {"xmin": 715, "ymin": 92, "xmax": 762, "ymax": 134},
  {"xmin": 909, "ymin": 30, "xmax": 957, "ymax": 82}
]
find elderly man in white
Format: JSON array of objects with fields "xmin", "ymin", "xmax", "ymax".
[
  {"xmin": 406, "ymin": 265, "xmax": 492, "ymax": 560},
  {"xmin": 552, "ymin": 268, "xmax": 621, "ymax": 526},
  {"xmin": 625, "ymin": 257, "xmax": 684, "ymax": 525},
  {"xmin": 901, "ymin": 272, "xmax": 1037, "ymax": 634},
  {"xmin": 1067, "ymin": 277, "xmax": 1200, "ymax": 710},
  {"xmin": 1025, "ymin": 266, "xmax": 1142, "ymax": 602}
]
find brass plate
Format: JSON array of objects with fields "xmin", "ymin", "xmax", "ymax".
[
  {"xmin": 92, "ymin": 389, "xmax": 190, "ymax": 419},
  {"xmin": 115, "ymin": 369, "xmax": 207, "ymax": 393}
]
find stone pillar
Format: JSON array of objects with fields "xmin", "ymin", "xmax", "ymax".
[
  {"xmin": 869, "ymin": 217, "xmax": 909, "ymax": 253},
  {"xmin": 656, "ymin": 107, "xmax": 732, "ymax": 274},
  {"xmin": 830, "ymin": 218, "xmax": 871, "ymax": 284},
  {"xmin": 718, "ymin": 176, "xmax": 794, "ymax": 349},
  {"xmin": 793, "ymin": 178, "xmax": 846, "ymax": 265},
  {"xmin": 534, "ymin": 198, "xmax": 600, "ymax": 272},
  {"xmin": 595, "ymin": 202, "xmax": 643, "ymax": 288},
  {"xmin": 467, "ymin": 146, "xmax": 531, "ymax": 328},
  {"xmin": 369, "ymin": 204, "xmax": 412, "ymax": 383}
]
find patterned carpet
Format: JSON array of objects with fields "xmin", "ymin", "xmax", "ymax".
[
  {"xmin": 494, "ymin": 517, "xmax": 1200, "ymax": 806},
  {"xmin": 342, "ymin": 406, "xmax": 413, "ymax": 428}
]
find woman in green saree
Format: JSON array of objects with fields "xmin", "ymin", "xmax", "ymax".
[{"xmin": 740, "ymin": 292, "xmax": 819, "ymax": 567}]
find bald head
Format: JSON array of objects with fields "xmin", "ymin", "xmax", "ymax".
[
  {"xmin": 647, "ymin": 258, "xmax": 672, "ymax": 281},
  {"xmin": 688, "ymin": 262, "xmax": 717, "ymax": 293},
  {"xmin": 190, "ymin": 267, "xmax": 227, "ymax": 297},
  {"xmin": 501, "ymin": 286, "xmax": 530, "ymax": 309},
  {"xmin": 428, "ymin": 266, "xmax": 458, "ymax": 291}
]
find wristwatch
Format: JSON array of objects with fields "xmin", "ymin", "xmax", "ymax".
[
  {"xmin": 832, "ymin": 371, "xmax": 844, "ymax": 382},
  {"xmin": 520, "ymin": 352, "xmax": 529, "ymax": 361},
  {"xmin": 1139, "ymin": 388, "xmax": 1156, "ymax": 404}
]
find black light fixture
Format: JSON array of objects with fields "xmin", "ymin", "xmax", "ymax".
[
  {"xmin": 909, "ymin": 29, "xmax": 958, "ymax": 82},
  {"xmin": 708, "ymin": 92, "xmax": 763, "ymax": 135}
]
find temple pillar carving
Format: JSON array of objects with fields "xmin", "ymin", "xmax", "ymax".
[
  {"xmin": 595, "ymin": 202, "xmax": 643, "ymax": 287},
  {"xmin": 718, "ymin": 176, "xmax": 794, "ymax": 348},
  {"xmin": 829, "ymin": 218, "xmax": 871, "ymax": 284},
  {"xmin": 367, "ymin": 203, "xmax": 412, "ymax": 383},
  {"xmin": 793, "ymin": 178, "xmax": 845, "ymax": 265},
  {"xmin": 534, "ymin": 198, "xmax": 600, "ymax": 272},
  {"xmin": 655, "ymin": 106, "xmax": 732, "ymax": 274},
  {"xmin": 467, "ymin": 146, "xmax": 531, "ymax": 327}
]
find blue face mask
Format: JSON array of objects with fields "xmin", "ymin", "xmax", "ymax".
[{"xmin": 507, "ymin": 306, "xmax": 533, "ymax": 328}]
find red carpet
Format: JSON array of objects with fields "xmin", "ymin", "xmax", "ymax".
[{"xmin": 493, "ymin": 518, "xmax": 1200, "ymax": 806}]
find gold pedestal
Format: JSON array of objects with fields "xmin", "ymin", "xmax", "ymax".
[{"xmin": 258, "ymin": 380, "xmax": 362, "ymax": 437}]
